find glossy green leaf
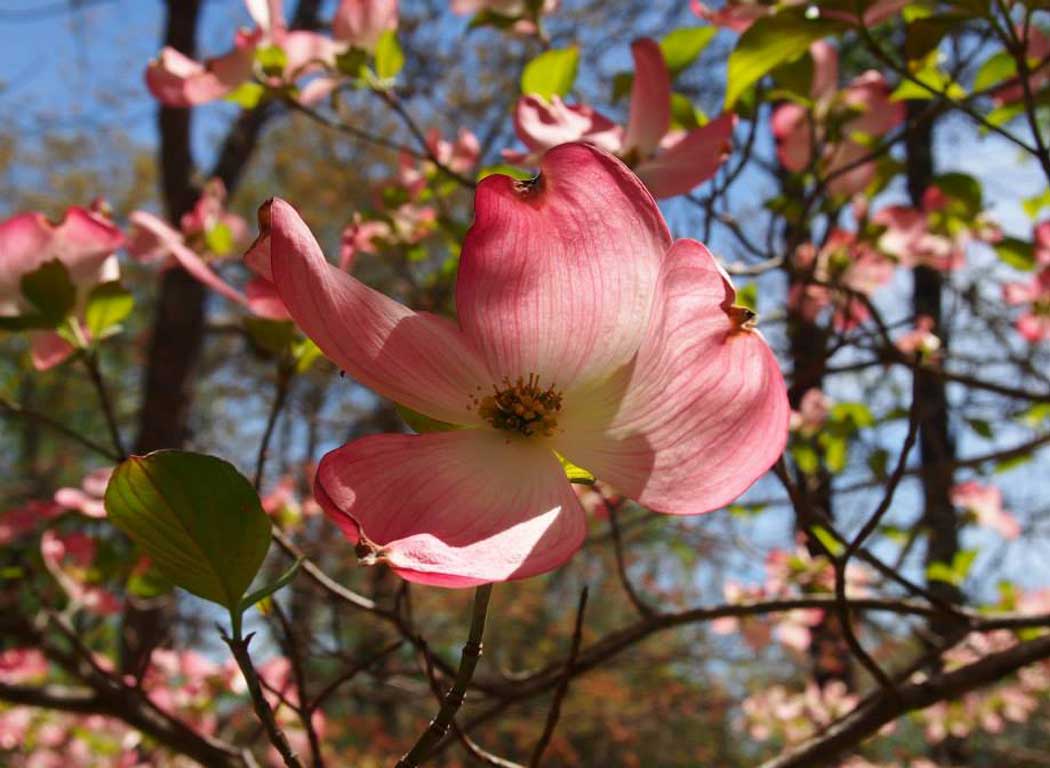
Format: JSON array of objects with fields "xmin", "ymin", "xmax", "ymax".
[
  {"xmin": 995, "ymin": 237, "xmax": 1036, "ymax": 271},
  {"xmin": 724, "ymin": 10, "xmax": 842, "ymax": 108},
  {"xmin": 225, "ymin": 82, "xmax": 266, "ymax": 109},
  {"xmin": 809, "ymin": 525, "xmax": 844, "ymax": 557},
  {"xmin": 21, "ymin": 260, "xmax": 75, "ymax": 327},
  {"xmin": 973, "ymin": 50, "xmax": 1016, "ymax": 92},
  {"xmin": 660, "ymin": 27, "xmax": 717, "ymax": 76},
  {"xmin": 521, "ymin": 46, "xmax": 579, "ymax": 99},
  {"xmin": 374, "ymin": 29, "xmax": 404, "ymax": 80},
  {"xmin": 104, "ymin": 450, "xmax": 272, "ymax": 610},
  {"xmin": 669, "ymin": 92, "xmax": 703, "ymax": 130},
  {"xmin": 240, "ymin": 557, "xmax": 303, "ymax": 612},
  {"xmin": 245, "ymin": 317, "xmax": 297, "ymax": 355},
  {"xmin": 85, "ymin": 282, "xmax": 133, "ymax": 340}
]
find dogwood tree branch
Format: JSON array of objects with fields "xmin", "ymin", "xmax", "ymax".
[{"xmin": 758, "ymin": 633, "xmax": 1050, "ymax": 768}]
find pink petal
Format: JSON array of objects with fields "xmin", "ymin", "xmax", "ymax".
[
  {"xmin": 145, "ymin": 45, "xmax": 254, "ymax": 107},
  {"xmin": 843, "ymin": 71, "xmax": 904, "ymax": 137},
  {"xmin": 633, "ymin": 113, "xmax": 735, "ymax": 199},
  {"xmin": 457, "ymin": 143, "xmax": 670, "ymax": 388},
  {"xmin": 511, "ymin": 95, "xmax": 623, "ymax": 157},
  {"xmin": 315, "ymin": 430, "xmax": 586, "ymax": 585},
  {"xmin": 0, "ymin": 207, "xmax": 123, "ymax": 313},
  {"xmin": 279, "ymin": 30, "xmax": 340, "ymax": 75},
  {"xmin": 245, "ymin": 0, "xmax": 284, "ymax": 32},
  {"xmin": 771, "ymin": 103, "xmax": 813, "ymax": 173},
  {"xmin": 264, "ymin": 198, "xmax": 490, "ymax": 424},
  {"xmin": 332, "ymin": 0, "xmax": 399, "ymax": 51},
  {"xmin": 30, "ymin": 332, "xmax": 76, "ymax": 371},
  {"xmin": 245, "ymin": 276, "xmax": 291, "ymax": 320},
  {"xmin": 623, "ymin": 38, "xmax": 671, "ymax": 157},
  {"xmin": 555, "ymin": 239, "xmax": 790, "ymax": 514},
  {"xmin": 129, "ymin": 212, "xmax": 249, "ymax": 308},
  {"xmin": 809, "ymin": 41, "xmax": 839, "ymax": 100}
]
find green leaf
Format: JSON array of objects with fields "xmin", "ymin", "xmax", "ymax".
[
  {"xmin": 477, "ymin": 163, "xmax": 534, "ymax": 180},
  {"xmin": 374, "ymin": 29, "xmax": 404, "ymax": 80},
  {"xmin": 255, "ymin": 44, "xmax": 287, "ymax": 77},
  {"xmin": 669, "ymin": 92, "xmax": 703, "ymax": 130},
  {"xmin": 104, "ymin": 450, "xmax": 272, "ymax": 611},
  {"xmin": 204, "ymin": 222, "xmax": 235, "ymax": 256},
  {"xmin": 770, "ymin": 52, "xmax": 815, "ymax": 100},
  {"xmin": 396, "ymin": 403, "xmax": 461, "ymax": 433},
  {"xmin": 225, "ymin": 82, "xmax": 266, "ymax": 109},
  {"xmin": 926, "ymin": 560, "xmax": 958, "ymax": 585},
  {"xmin": 1018, "ymin": 402, "xmax": 1050, "ymax": 427},
  {"xmin": 934, "ymin": 172, "xmax": 983, "ymax": 214},
  {"xmin": 891, "ymin": 62, "xmax": 968, "ymax": 101},
  {"xmin": 973, "ymin": 50, "xmax": 1017, "ymax": 92},
  {"xmin": 735, "ymin": 282, "xmax": 758, "ymax": 312},
  {"xmin": 521, "ymin": 46, "xmax": 579, "ymax": 99},
  {"xmin": 611, "ymin": 71, "xmax": 633, "ymax": 103},
  {"xmin": 660, "ymin": 27, "xmax": 717, "ymax": 76},
  {"xmin": 867, "ymin": 448, "xmax": 889, "ymax": 480},
  {"xmin": 1023, "ymin": 189, "xmax": 1050, "ymax": 219},
  {"xmin": 21, "ymin": 260, "xmax": 76, "ymax": 327},
  {"xmin": 995, "ymin": 452, "xmax": 1033, "ymax": 473},
  {"xmin": 966, "ymin": 418, "xmax": 994, "ymax": 439},
  {"xmin": 830, "ymin": 402, "xmax": 875, "ymax": 430},
  {"xmin": 724, "ymin": 10, "xmax": 842, "ymax": 108},
  {"xmin": 985, "ymin": 101, "xmax": 1025, "ymax": 127},
  {"xmin": 84, "ymin": 282, "xmax": 133, "ymax": 340},
  {"xmin": 240, "ymin": 557, "xmax": 303, "ymax": 612},
  {"xmin": 995, "ymin": 237, "xmax": 1036, "ymax": 271},
  {"xmin": 335, "ymin": 47, "xmax": 369, "ymax": 78},
  {"xmin": 822, "ymin": 434, "xmax": 848, "ymax": 474},
  {"xmin": 293, "ymin": 338, "xmax": 324, "ymax": 373},
  {"xmin": 809, "ymin": 525, "xmax": 844, "ymax": 557},
  {"xmin": 791, "ymin": 442, "xmax": 821, "ymax": 475},
  {"xmin": 556, "ymin": 453, "xmax": 595, "ymax": 485},
  {"xmin": 244, "ymin": 317, "xmax": 297, "ymax": 355}
]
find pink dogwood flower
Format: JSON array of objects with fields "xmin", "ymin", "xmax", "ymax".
[
  {"xmin": 896, "ymin": 314, "xmax": 942, "ymax": 359},
  {"xmin": 772, "ymin": 41, "xmax": 904, "ymax": 197},
  {"xmin": 691, "ymin": 0, "xmax": 907, "ymax": 32},
  {"xmin": 129, "ymin": 182, "xmax": 289, "ymax": 321},
  {"xmin": 506, "ymin": 39, "xmax": 735, "ymax": 199},
  {"xmin": 451, "ymin": 0, "xmax": 558, "ymax": 35},
  {"xmin": 0, "ymin": 204, "xmax": 124, "ymax": 370},
  {"xmin": 146, "ymin": 0, "xmax": 396, "ymax": 108},
  {"xmin": 951, "ymin": 481, "xmax": 1021, "ymax": 540},
  {"xmin": 1003, "ymin": 266, "xmax": 1050, "ymax": 342},
  {"xmin": 54, "ymin": 467, "xmax": 113, "ymax": 519},
  {"xmin": 788, "ymin": 228, "xmax": 895, "ymax": 329},
  {"xmin": 0, "ymin": 500, "xmax": 62, "ymax": 546},
  {"xmin": 874, "ymin": 186, "xmax": 999, "ymax": 272},
  {"xmin": 257, "ymin": 143, "xmax": 789, "ymax": 586}
]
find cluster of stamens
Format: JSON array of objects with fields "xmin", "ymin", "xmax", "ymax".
[{"xmin": 469, "ymin": 374, "xmax": 563, "ymax": 438}]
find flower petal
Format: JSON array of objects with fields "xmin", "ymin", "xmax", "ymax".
[
  {"xmin": 265, "ymin": 198, "xmax": 489, "ymax": 424},
  {"xmin": 623, "ymin": 38, "xmax": 671, "ymax": 157},
  {"xmin": 332, "ymin": 0, "xmax": 399, "ymax": 51},
  {"xmin": 315, "ymin": 430, "xmax": 586, "ymax": 586},
  {"xmin": 511, "ymin": 96, "xmax": 623, "ymax": 157},
  {"xmin": 30, "ymin": 332, "xmax": 75, "ymax": 371},
  {"xmin": 129, "ymin": 212, "xmax": 249, "ymax": 308},
  {"xmin": 556, "ymin": 239, "xmax": 789, "ymax": 514},
  {"xmin": 771, "ymin": 103, "xmax": 812, "ymax": 173},
  {"xmin": 457, "ymin": 143, "xmax": 670, "ymax": 390},
  {"xmin": 633, "ymin": 113, "xmax": 735, "ymax": 199},
  {"xmin": 245, "ymin": 277, "xmax": 291, "ymax": 320},
  {"xmin": 809, "ymin": 41, "xmax": 839, "ymax": 100},
  {"xmin": 145, "ymin": 45, "xmax": 254, "ymax": 107}
]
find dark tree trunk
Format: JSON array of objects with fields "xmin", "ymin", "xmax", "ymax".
[{"xmin": 906, "ymin": 99, "xmax": 965, "ymax": 765}]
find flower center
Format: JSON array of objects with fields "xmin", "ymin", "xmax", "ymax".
[{"xmin": 470, "ymin": 374, "xmax": 562, "ymax": 438}]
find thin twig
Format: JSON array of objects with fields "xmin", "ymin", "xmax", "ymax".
[
  {"xmin": 222, "ymin": 623, "xmax": 305, "ymax": 768},
  {"xmin": 82, "ymin": 351, "xmax": 127, "ymax": 459},
  {"xmin": 529, "ymin": 587, "xmax": 589, "ymax": 768},
  {"xmin": 0, "ymin": 396, "xmax": 121, "ymax": 461},
  {"xmin": 608, "ymin": 506, "xmax": 655, "ymax": 617},
  {"xmin": 254, "ymin": 364, "xmax": 293, "ymax": 491},
  {"xmin": 397, "ymin": 584, "xmax": 494, "ymax": 768}
]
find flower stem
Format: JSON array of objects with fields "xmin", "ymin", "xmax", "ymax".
[{"xmin": 397, "ymin": 584, "xmax": 494, "ymax": 768}]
